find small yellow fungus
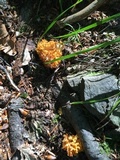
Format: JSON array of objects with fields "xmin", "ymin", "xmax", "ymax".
[
  {"xmin": 36, "ymin": 39, "xmax": 63, "ymax": 68},
  {"xmin": 62, "ymin": 134, "xmax": 84, "ymax": 157}
]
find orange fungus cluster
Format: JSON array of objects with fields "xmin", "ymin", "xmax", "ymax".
[
  {"xmin": 36, "ymin": 39, "xmax": 63, "ymax": 68},
  {"xmin": 62, "ymin": 134, "xmax": 84, "ymax": 157}
]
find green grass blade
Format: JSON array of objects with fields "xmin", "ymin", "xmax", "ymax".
[
  {"xmin": 98, "ymin": 97, "xmax": 120, "ymax": 124},
  {"xmin": 55, "ymin": 13, "xmax": 120, "ymax": 39},
  {"xmin": 107, "ymin": 98, "xmax": 120, "ymax": 117},
  {"xmin": 40, "ymin": 0, "xmax": 83, "ymax": 39},
  {"xmin": 59, "ymin": 0, "xmax": 63, "ymax": 12},
  {"xmin": 70, "ymin": 92, "xmax": 120, "ymax": 105},
  {"xmin": 46, "ymin": 36, "xmax": 120, "ymax": 64}
]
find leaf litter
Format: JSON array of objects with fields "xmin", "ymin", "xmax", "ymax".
[{"xmin": 0, "ymin": 0, "xmax": 120, "ymax": 160}]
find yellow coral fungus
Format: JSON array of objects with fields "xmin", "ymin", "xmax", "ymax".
[
  {"xmin": 36, "ymin": 39, "xmax": 63, "ymax": 68},
  {"xmin": 62, "ymin": 134, "xmax": 84, "ymax": 157}
]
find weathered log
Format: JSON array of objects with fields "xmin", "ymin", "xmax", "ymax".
[
  {"xmin": 54, "ymin": 81, "xmax": 111, "ymax": 160},
  {"xmin": 63, "ymin": 103, "xmax": 111, "ymax": 160},
  {"xmin": 8, "ymin": 98, "xmax": 28, "ymax": 153}
]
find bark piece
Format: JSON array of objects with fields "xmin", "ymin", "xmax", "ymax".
[{"xmin": 8, "ymin": 98, "xmax": 28, "ymax": 153}]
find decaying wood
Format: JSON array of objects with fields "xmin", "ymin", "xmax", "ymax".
[
  {"xmin": 54, "ymin": 82, "xmax": 110, "ymax": 160},
  {"xmin": 57, "ymin": 0, "xmax": 108, "ymax": 28},
  {"xmin": 8, "ymin": 98, "xmax": 28, "ymax": 153},
  {"xmin": 63, "ymin": 103, "xmax": 111, "ymax": 160}
]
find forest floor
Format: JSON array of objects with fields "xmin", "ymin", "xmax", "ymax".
[{"xmin": 0, "ymin": 0, "xmax": 120, "ymax": 160}]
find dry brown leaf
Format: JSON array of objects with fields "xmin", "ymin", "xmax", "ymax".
[
  {"xmin": 0, "ymin": 21, "xmax": 16, "ymax": 56},
  {"xmin": 0, "ymin": 21, "xmax": 8, "ymax": 39}
]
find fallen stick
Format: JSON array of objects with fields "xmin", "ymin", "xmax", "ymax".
[
  {"xmin": 8, "ymin": 98, "xmax": 27, "ymax": 153},
  {"xmin": 57, "ymin": 0, "xmax": 108, "ymax": 28},
  {"xmin": 0, "ymin": 64, "xmax": 20, "ymax": 92}
]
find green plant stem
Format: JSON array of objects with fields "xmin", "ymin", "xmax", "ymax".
[
  {"xmin": 40, "ymin": 0, "xmax": 83, "ymax": 39},
  {"xmin": 46, "ymin": 36, "xmax": 120, "ymax": 63},
  {"xmin": 55, "ymin": 13, "xmax": 120, "ymax": 39},
  {"xmin": 70, "ymin": 92, "xmax": 120, "ymax": 105}
]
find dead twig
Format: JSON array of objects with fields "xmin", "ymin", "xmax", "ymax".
[
  {"xmin": 0, "ymin": 64, "xmax": 20, "ymax": 92},
  {"xmin": 57, "ymin": 0, "xmax": 108, "ymax": 28}
]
